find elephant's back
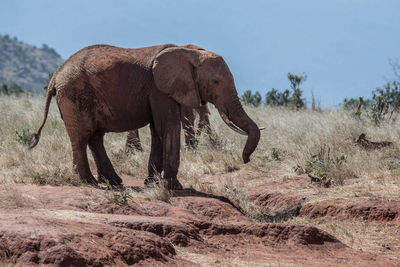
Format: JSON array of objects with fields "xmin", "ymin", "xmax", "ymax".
[
  {"xmin": 54, "ymin": 44, "xmax": 177, "ymax": 90},
  {"xmin": 59, "ymin": 45, "xmax": 143, "ymax": 79},
  {"xmin": 61, "ymin": 44, "xmax": 177, "ymax": 72}
]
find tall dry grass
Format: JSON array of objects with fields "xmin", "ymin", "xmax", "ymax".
[{"xmin": 1, "ymin": 94, "xmax": 400, "ymax": 199}]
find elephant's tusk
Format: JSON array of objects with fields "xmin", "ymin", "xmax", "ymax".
[
  {"xmin": 259, "ymin": 127, "xmax": 266, "ymax": 130},
  {"xmin": 218, "ymin": 110, "xmax": 248, "ymax": 136}
]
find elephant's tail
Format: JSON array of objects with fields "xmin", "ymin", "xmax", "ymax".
[{"xmin": 29, "ymin": 77, "xmax": 56, "ymax": 149}]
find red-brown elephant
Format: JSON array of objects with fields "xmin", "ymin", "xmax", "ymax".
[{"xmin": 31, "ymin": 44, "xmax": 261, "ymax": 189}]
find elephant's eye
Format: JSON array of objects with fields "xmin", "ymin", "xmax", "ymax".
[{"xmin": 212, "ymin": 80, "xmax": 219, "ymax": 85}]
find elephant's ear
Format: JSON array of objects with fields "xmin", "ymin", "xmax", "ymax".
[{"xmin": 152, "ymin": 47, "xmax": 201, "ymax": 108}]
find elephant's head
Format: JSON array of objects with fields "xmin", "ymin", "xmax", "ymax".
[{"xmin": 152, "ymin": 45, "xmax": 260, "ymax": 163}]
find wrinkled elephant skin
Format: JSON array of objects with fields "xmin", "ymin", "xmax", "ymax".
[{"xmin": 31, "ymin": 44, "xmax": 261, "ymax": 189}]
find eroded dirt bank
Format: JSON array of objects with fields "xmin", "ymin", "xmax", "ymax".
[{"xmin": 0, "ymin": 172, "xmax": 399, "ymax": 266}]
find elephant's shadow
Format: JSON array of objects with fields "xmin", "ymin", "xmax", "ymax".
[{"xmin": 100, "ymin": 185, "xmax": 245, "ymax": 215}]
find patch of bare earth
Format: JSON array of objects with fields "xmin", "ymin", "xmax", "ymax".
[
  {"xmin": 249, "ymin": 182, "xmax": 400, "ymax": 225},
  {"xmin": 246, "ymin": 170, "xmax": 400, "ymax": 264},
  {"xmin": 0, "ymin": 171, "xmax": 399, "ymax": 266}
]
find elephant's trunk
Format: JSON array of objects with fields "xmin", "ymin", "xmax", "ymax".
[{"xmin": 217, "ymin": 91, "xmax": 260, "ymax": 163}]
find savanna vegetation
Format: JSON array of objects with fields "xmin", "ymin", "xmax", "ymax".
[
  {"xmin": 1, "ymin": 80, "xmax": 400, "ymax": 203},
  {"xmin": 1, "ymin": 65, "xmax": 400, "ymax": 263}
]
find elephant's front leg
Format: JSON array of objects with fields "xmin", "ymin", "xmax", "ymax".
[
  {"xmin": 161, "ymin": 122, "xmax": 183, "ymax": 190},
  {"xmin": 145, "ymin": 120, "xmax": 182, "ymax": 190},
  {"xmin": 144, "ymin": 124, "xmax": 163, "ymax": 186},
  {"xmin": 148, "ymin": 90, "xmax": 183, "ymax": 189}
]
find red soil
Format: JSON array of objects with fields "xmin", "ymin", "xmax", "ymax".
[{"xmin": 0, "ymin": 173, "xmax": 399, "ymax": 266}]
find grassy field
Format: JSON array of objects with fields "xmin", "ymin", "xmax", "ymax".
[
  {"xmin": 1, "ymin": 94, "xmax": 400, "ymax": 189},
  {"xmin": 1, "ymin": 94, "xmax": 400, "ymax": 262},
  {"xmin": 0, "ymin": 94, "xmax": 399, "ymax": 207},
  {"xmin": 1, "ymin": 94, "xmax": 399, "ymax": 209}
]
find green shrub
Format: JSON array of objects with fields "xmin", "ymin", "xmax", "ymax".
[
  {"xmin": 296, "ymin": 145, "xmax": 350, "ymax": 186},
  {"xmin": 106, "ymin": 189, "xmax": 132, "ymax": 206},
  {"xmin": 1, "ymin": 83, "xmax": 24, "ymax": 96},
  {"xmin": 265, "ymin": 72, "xmax": 307, "ymax": 110},
  {"xmin": 367, "ymin": 81, "xmax": 400, "ymax": 125},
  {"xmin": 241, "ymin": 90, "xmax": 262, "ymax": 107}
]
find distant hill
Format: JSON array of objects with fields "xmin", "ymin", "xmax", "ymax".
[{"xmin": 0, "ymin": 34, "xmax": 64, "ymax": 93}]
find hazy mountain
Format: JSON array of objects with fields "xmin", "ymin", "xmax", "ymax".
[{"xmin": 0, "ymin": 34, "xmax": 63, "ymax": 93}]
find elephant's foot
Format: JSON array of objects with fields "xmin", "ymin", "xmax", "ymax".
[
  {"xmin": 166, "ymin": 177, "xmax": 183, "ymax": 190},
  {"xmin": 144, "ymin": 176, "xmax": 183, "ymax": 190},
  {"xmin": 83, "ymin": 175, "xmax": 98, "ymax": 186},
  {"xmin": 98, "ymin": 173, "xmax": 123, "ymax": 186}
]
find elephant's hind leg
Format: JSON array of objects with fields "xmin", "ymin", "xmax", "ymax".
[
  {"xmin": 125, "ymin": 130, "xmax": 143, "ymax": 152},
  {"xmin": 71, "ymin": 140, "xmax": 98, "ymax": 185},
  {"xmin": 88, "ymin": 132, "xmax": 122, "ymax": 185},
  {"xmin": 59, "ymin": 99, "xmax": 97, "ymax": 185}
]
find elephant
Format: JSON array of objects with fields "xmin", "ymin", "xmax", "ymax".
[
  {"xmin": 30, "ymin": 43, "xmax": 261, "ymax": 189},
  {"xmin": 125, "ymin": 103, "xmax": 211, "ymax": 151}
]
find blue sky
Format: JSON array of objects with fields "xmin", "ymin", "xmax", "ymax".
[{"xmin": 1, "ymin": 0, "xmax": 399, "ymax": 107}]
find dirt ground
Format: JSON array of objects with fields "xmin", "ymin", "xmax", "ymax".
[{"xmin": 0, "ymin": 170, "xmax": 399, "ymax": 266}]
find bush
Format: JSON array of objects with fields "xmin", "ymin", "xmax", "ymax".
[
  {"xmin": 0, "ymin": 83, "xmax": 24, "ymax": 96},
  {"xmin": 265, "ymin": 72, "xmax": 307, "ymax": 109},
  {"xmin": 287, "ymin": 73, "xmax": 306, "ymax": 110},
  {"xmin": 343, "ymin": 97, "xmax": 362, "ymax": 110},
  {"xmin": 368, "ymin": 81, "xmax": 400, "ymax": 125},
  {"xmin": 295, "ymin": 145, "xmax": 350, "ymax": 186},
  {"xmin": 265, "ymin": 88, "xmax": 290, "ymax": 106},
  {"xmin": 106, "ymin": 189, "xmax": 132, "ymax": 206},
  {"xmin": 241, "ymin": 90, "xmax": 262, "ymax": 107}
]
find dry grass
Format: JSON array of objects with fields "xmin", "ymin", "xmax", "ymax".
[
  {"xmin": 1, "ymin": 94, "xmax": 400, "ymax": 197},
  {"xmin": 0, "ymin": 185, "xmax": 36, "ymax": 209},
  {"xmin": 287, "ymin": 216, "xmax": 400, "ymax": 260},
  {"xmin": 141, "ymin": 182, "xmax": 172, "ymax": 203},
  {"xmin": 175, "ymin": 247, "xmax": 293, "ymax": 267},
  {"xmin": 1, "ymin": 94, "xmax": 400, "ymax": 264}
]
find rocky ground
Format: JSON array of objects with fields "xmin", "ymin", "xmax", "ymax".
[{"xmin": 0, "ymin": 171, "xmax": 399, "ymax": 266}]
